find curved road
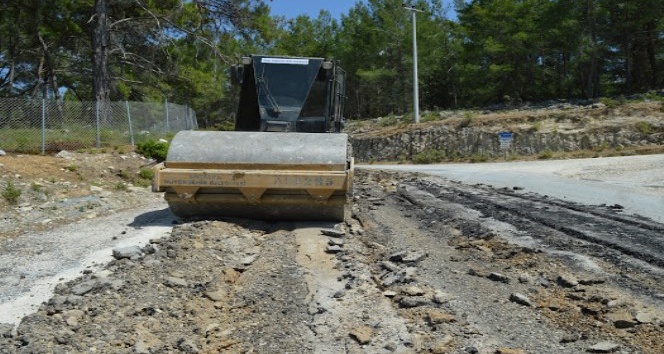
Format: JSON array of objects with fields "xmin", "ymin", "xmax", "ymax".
[{"xmin": 360, "ymin": 154, "xmax": 664, "ymax": 223}]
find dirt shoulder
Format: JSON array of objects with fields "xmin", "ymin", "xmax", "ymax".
[{"xmin": 0, "ymin": 149, "xmax": 158, "ymax": 239}]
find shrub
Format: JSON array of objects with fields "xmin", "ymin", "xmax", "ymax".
[
  {"xmin": 538, "ymin": 150, "xmax": 554, "ymax": 159},
  {"xmin": 469, "ymin": 153, "xmax": 488, "ymax": 163},
  {"xmin": 139, "ymin": 168, "xmax": 154, "ymax": 180},
  {"xmin": 635, "ymin": 121, "xmax": 653, "ymax": 135},
  {"xmin": 136, "ymin": 139, "xmax": 169, "ymax": 161},
  {"xmin": 2, "ymin": 181, "xmax": 22, "ymax": 204},
  {"xmin": 413, "ymin": 149, "xmax": 445, "ymax": 164},
  {"xmin": 378, "ymin": 115, "xmax": 399, "ymax": 127}
]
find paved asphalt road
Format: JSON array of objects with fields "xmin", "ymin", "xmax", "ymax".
[{"xmin": 359, "ymin": 154, "xmax": 664, "ymax": 224}]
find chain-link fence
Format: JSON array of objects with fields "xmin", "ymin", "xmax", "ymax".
[{"xmin": 0, "ymin": 98, "xmax": 198, "ymax": 153}]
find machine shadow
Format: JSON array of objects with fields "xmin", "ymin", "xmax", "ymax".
[{"xmin": 128, "ymin": 207, "xmax": 179, "ymax": 228}]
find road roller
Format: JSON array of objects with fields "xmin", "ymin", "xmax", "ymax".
[{"xmin": 152, "ymin": 55, "xmax": 353, "ymax": 221}]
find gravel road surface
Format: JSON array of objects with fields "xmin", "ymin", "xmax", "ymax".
[{"xmin": 0, "ymin": 156, "xmax": 662, "ymax": 353}]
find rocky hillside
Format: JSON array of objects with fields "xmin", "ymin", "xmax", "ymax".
[{"xmin": 348, "ymin": 101, "xmax": 664, "ymax": 162}]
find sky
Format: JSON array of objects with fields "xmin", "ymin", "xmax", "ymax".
[{"xmin": 267, "ymin": 0, "xmax": 366, "ymax": 19}]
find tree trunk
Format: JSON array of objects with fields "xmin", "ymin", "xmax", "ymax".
[{"xmin": 92, "ymin": 0, "xmax": 110, "ymax": 103}]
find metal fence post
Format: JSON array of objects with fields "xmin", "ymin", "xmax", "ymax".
[
  {"xmin": 41, "ymin": 99, "xmax": 46, "ymax": 155},
  {"xmin": 165, "ymin": 98, "xmax": 170, "ymax": 132},
  {"xmin": 96, "ymin": 100, "xmax": 101, "ymax": 148},
  {"xmin": 126, "ymin": 101, "xmax": 135, "ymax": 146}
]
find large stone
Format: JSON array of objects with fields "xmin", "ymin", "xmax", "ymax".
[
  {"xmin": 606, "ymin": 311, "xmax": 636, "ymax": 329},
  {"xmin": 556, "ymin": 274, "xmax": 579, "ymax": 288},
  {"xmin": 349, "ymin": 326, "xmax": 374, "ymax": 345},
  {"xmin": 509, "ymin": 293, "xmax": 533, "ymax": 307},
  {"xmin": 588, "ymin": 341, "xmax": 620, "ymax": 353},
  {"xmin": 164, "ymin": 276, "xmax": 188, "ymax": 288},
  {"xmin": 321, "ymin": 228, "xmax": 345, "ymax": 238},
  {"xmin": 204, "ymin": 289, "xmax": 228, "ymax": 302},
  {"xmin": 112, "ymin": 245, "xmax": 143, "ymax": 260}
]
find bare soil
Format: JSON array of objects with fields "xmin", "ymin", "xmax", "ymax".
[{"xmin": 0, "ymin": 149, "xmax": 662, "ymax": 353}]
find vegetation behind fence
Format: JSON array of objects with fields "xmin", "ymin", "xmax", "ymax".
[{"xmin": 0, "ymin": 98, "xmax": 197, "ymax": 153}]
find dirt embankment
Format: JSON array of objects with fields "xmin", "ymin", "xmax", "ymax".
[{"xmin": 349, "ymin": 101, "xmax": 664, "ymax": 162}]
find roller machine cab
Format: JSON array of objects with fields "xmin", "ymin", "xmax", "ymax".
[{"xmin": 152, "ymin": 55, "xmax": 353, "ymax": 221}]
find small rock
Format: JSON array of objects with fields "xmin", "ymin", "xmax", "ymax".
[
  {"xmin": 427, "ymin": 310, "xmax": 456, "ymax": 324},
  {"xmin": 389, "ymin": 250, "xmax": 427, "ymax": 263},
  {"xmin": 204, "ymin": 323, "xmax": 220, "ymax": 333},
  {"xmin": 204, "ymin": 289, "xmax": 227, "ymax": 302},
  {"xmin": 380, "ymin": 261, "xmax": 401, "ymax": 272},
  {"xmin": 164, "ymin": 277, "xmax": 187, "ymax": 288},
  {"xmin": 321, "ymin": 228, "xmax": 345, "ymax": 238},
  {"xmin": 382, "ymin": 290, "xmax": 397, "ymax": 298},
  {"xmin": 402, "ymin": 250, "xmax": 427, "ymax": 263},
  {"xmin": 65, "ymin": 316, "xmax": 79, "ymax": 327},
  {"xmin": 178, "ymin": 338, "xmax": 200, "ymax": 353},
  {"xmin": 241, "ymin": 254, "xmax": 258, "ymax": 266},
  {"xmin": 468, "ymin": 268, "xmax": 487, "ymax": 278},
  {"xmin": 588, "ymin": 341, "xmax": 620, "ymax": 353},
  {"xmin": 557, "ymin": 274, "xmax": 579, "ymax": 288},
  {"xmin": 430, "ymin": 335, "xmax": 454, "ymax": 354},
  {"xmin": 71, "ymin": 279, "xmax": 99, "ymax": 296},
  {"xmin": 517, "ymin": 274, "xmax": 532, "ymax": 284},
  {"xmin": 488, "ymin": 272, "xmax": 510, "ymax": 283},
  {"xmin": 496, "ymin": 349, "xmax": 525, "ymax": 354},
  {"xmin": 112, "ymin": 245, "xmax": 142, "ymax": 260},
  {"xmin": 560, "ymin": 333, "xmax": 581, "ymax": 343},
  {"xmin": 0, "ymin": 323, "xmax": 14, "ymax": 338},
  {"xmin": 538, "ymin": 277, "xmax": 551, "ymax": 287},
  {"xmin": 56, "ymin": 150, "xmax": 74, "ymax": 159},
  {"xmin": 432, "ymin": 290, "xmax": 453, "ymax": 304},
  {"xmin": 403, "ymin": 286, "xmax": 425, "ymax": 296},
  {"xmin": 90, "ymin": 185, "xmax": 105, "ymax": 193},
  {"xmin": 509, "ymin": 293, "xmax": 533, "ymax": 307},
  {"xmin": 606, "ymin": 311, "xmax": 637, "ymax": 328},
  {"xmin": 328, "ymin": 238, "xmax": 344, "ymax": 246},
  {"xmin": 0, "ymin": 149, "xmax": 5, "ymax": 156},
  {"xmin": 388, "ymin": 251, "xmax": 408, "ymax": 262},
  {"xmin": 326, "ymin": 245, "xmax": 343, "ymax": 253},
  {"xmin": 635, "ymin": 309, "xmax": 659, "ymax": 324},
  {"xmin": 349, "ymin": 326, "xmax": 374, "ymax": 345},
  {"xmin": 399, "ymin": 296, "xmax": 429, "ymax": 308},
  {"xmin": 333, "ymin": 290, "xmax": 346, "ymax": 299}
]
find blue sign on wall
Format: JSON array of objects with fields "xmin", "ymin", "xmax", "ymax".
[{"xmin": 498, "ymin": 132, "xmax": 513, "ymax": 140}]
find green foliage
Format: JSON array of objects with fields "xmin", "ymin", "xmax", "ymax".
[
  {"xmin": 635, "ymin": 121, "xmax": 653, "ymax": 135},
  {"xmin": 138, "ymin": 168, "xmax": 154, "ymax": 180},
  {"xmin": 538, "ymin": 150, "xmax": 554, "ymax": 160},
  {"xmin": 599, "ymin": 97, "xmax": 622, "ymax": 108},
  {"xmin": 529, "ymin": 121, "xmax": 542, "ymax": 132},
  {"xmin": 2, "ymin": 181, "xmax": 22, "ymax": 204},
  {"xmin": 136, "ymin": 139, "xmax": 169, "ymax": 161},
  {"xmin": 377, "ymin": 115, "xmax": 400, "ymax": 127},
  {"xmin": 419, "ymin": 112, "xmax": 440, "ymax": 123},
  {"xmin": 65, "ymin": 164, "xmax": 78, "ymax": 172},
  {"xmin": 2, "ymin": 0, "xmax": 663, "ymax": 122},
  {"xmin": 469, "ymin": 153, "xmax": 489, "ymax": 163},
  {"xmin": 115, "ymin": 182, "xmax": 128, "ymax": 191},
  {"xmin": 413, "ymin": 149, "xmax": 446, "ymax": 164}
]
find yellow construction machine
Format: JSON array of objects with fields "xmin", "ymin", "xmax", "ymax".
[{"xmin": 152, "ymin": 55, "xmax": 353, "ymax": 221}]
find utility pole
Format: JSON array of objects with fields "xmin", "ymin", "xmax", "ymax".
[{"xmin": 402, "ymin": 3, "xmax": 423, "ymax": 124}]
